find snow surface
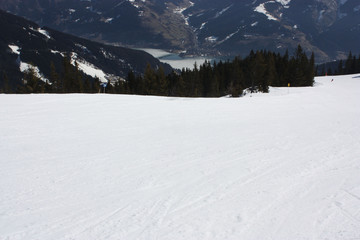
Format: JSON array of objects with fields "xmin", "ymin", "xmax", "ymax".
[{"xmin": 1, "ymin": 75, "xmax": 360, "ymax": 240}]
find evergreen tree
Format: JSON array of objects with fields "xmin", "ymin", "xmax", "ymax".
[
  {"xmin": 127, "ymin": 70, "xmax": 136, "ymax": 94},
  {"xmin": 337, "ymin": 60, "xmax": 344, "ymax": 75},
  {"xmin": 73, "ymin": 62, "xmax": 84, "ymax": 93},
  {"xmin": 265, "ymin": 53, "xmax": 278, "ymax": 89},
  {"xmin": 306, "ymin": 52, "xmax": 315, "ymax": 86},
  {"xmin": 345, "ymin": 51, "xmax": 353, "ymax": 74},
  {"xmin": 20, "ymin": 65, "xmax": 43, "ymax": 93},
  {"xmin": 50, "ymin": 61, "xmax": 61, "ymax": 93},
  {"xmin": 253, "ymin": 51, "xmax": 267, "ymax": 92},
  {"xmin": 2, "ymin": 72, "xmax": 11, "ymax": 93},
  {"xmin": 144, "ymin": 63, "xmax": 157, "ymax": 95},
  {"xmin": 156, "ymin": 66, "xmax": 168, "ymax": 96}
]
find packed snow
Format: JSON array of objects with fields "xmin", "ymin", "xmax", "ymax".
[{"xmin": 0, "ymin": 75, "xmax": 360, "ymax": 240}]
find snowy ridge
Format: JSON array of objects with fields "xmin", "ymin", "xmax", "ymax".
[
  {"xmin": 254, "ymin": 0, "xmax": 291, "ymax": 21},
  {"xmin": 70, "ymin": 53, "xmax": 109, "ymax": 83},
  {"xmin": 254, "ymin": 2, "xmax": 278, "ymax": 21},
  {"xmin": 20, "ymin": 62, "xmax": 49, "ymax": 82},
  {"xmin": 1, "ymin": 75, "xmax": 360, "ymax": 240},
  {"xmin": 8, "ymin": 44, "xmax": 49, "ymax": 82}
]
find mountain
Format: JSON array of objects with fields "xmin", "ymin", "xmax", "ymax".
[
  {"xmin": 185, "ymin": 0, "xmax": 360, "ymax": 61},
  {"xmin": 0, "ymin": 0, "xmax": 359, "ymax": 62},
  {"xmin": 0, "ymin": 0, "xmax": 197, "ymax": 50},
  {"xmin": 0, "ymin": 9, "xmax": 172, "ymax": 90}
]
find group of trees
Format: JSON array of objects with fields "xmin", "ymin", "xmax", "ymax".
[
  {"xmin": 107, "ymin": 45, "xmax": 315, "ymax": 97},
  {"xmin": 1, "ymin": 45, "xmax": 315, "ymax": 96},
  {"xmin": 318, "ymin": 52, "xmax": 360, "ymax": 76},
  {"xmin": 1, "ymin": 56, "xmax": 101, "ymax": 94}
]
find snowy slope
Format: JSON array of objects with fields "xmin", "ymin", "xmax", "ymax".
[{"xmin": 0, "ymin": 75, "xmax": 360, "ymax": 240}]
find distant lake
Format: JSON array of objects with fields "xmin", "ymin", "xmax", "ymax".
[{"xmin": 138, "ymin": 48, "xmax": 219, "ymax": 70}]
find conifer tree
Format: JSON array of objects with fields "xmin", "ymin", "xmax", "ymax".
[
  {"xmin": 306, "ymin": 52, "xmax": 315, "ymax": 86},
  {"xmin": 50, "ymin": 61, "xmax": 61, "ymax": 93},
  {"xmin": 2, "ymin": 72, "xmax": 10, "ymax": 93},
  {"xmin": 265, "ymin": 53, "xmax": 278, "ymax": 88},
  {"xmin": 144, "ymin": 63, "xmax": 157, "ymax": 95},
  {"xmin": 337, "ymin": 60, "xmax": 344, "ymax": 75},
  {"xmin": 156, "ymin": 66, "xmax": 167, "ymax": 96},
  {"xmin": 127, "ymin": 70, "xmax": 136, "ymax": 94},
  {"xmin": 253, "ymin": 51, "xmax": 267, "ymax": 92},
  {"xmin": 345, "ymin": 51, "xmax": 353, "ymax": 74},
  {"xmin": 21, "ymin": 65, "xmax": 42, "ymax": 93}
]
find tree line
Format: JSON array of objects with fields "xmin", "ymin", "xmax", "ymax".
[
  {"xmin": 107, "ymin": 45, "xmax": 315, "ymax": 97},
  {"xmin": 317, "ymin": 52, "xmax": 360, "ymax": 76},
  {"xmin": 1, "ymin": 45, "xmax": 315, "ymax": 96}
]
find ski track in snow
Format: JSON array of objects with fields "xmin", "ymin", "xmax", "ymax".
[{"xmin": 0, "ymin": 75, "xmax": 360, "ymax": 240}]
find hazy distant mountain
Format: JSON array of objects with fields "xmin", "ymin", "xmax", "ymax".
[
  {"xmin": 0, "ymin": 9, "xmax": 172, "ymax": 89},
  {"xmin": 1, "ymin": 0, "xmax": 359, "ymax": 61}
]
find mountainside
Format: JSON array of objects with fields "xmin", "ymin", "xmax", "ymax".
[
  {"xmin": 0, "ymin": 0, "xmax": 359, "ymax": 61},
  {"xmin": 0, "ymin": 9, "xmax": 172, "ymax": 90},
  {"xmin": 185, "ymin": 0, "xmax": 360, "ymax": 60}
]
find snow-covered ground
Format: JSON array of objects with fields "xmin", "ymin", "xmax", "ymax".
[{"xmin": 0, "ymin": 75, "xmax": 360, "ymax": 240}]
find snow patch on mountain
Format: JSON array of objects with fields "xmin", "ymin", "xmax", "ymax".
[
  {"xmin": 8, "ymin": 45, "xmax": 20, "ymax": 55},
  {"xmin": 20, "ymin": 62, "xmax": 49, "ymax": 82},
  {"xmin": 205, "ymin": 36, "xmax": 218, "ymax": 43},
  {"xmin": 275, "ymin": 0, "xmax": 291, "ymax": 6},
  {"xmin": 254, "ymin": 3, "xmax": 278, "ymax": 21},
  {"xmin": 200, "ymin": 22, "xmax": 207, "ymax": 30},
  {"xmin": 174, "ymin": 2, "xmax": 194, "ymax": 26},
  {"xmin": 215, "ymin": 5, "xmax": 233, "ymax": 18},
  {"xmin": 29, "ymin": 26, "xmax": 51, "ymax": 39},
  {"xmin": 217, "ymin": 29, "xmax": 240, "ymax": 45},
  {"xmin": 70, "ymin": 53, "xmax": 108, "ymax": 83}
]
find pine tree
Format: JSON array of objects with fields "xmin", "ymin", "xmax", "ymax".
[
  {"xmin": 21, "ymin": 65, "xmax": 41, "ymax": 93},
  {"xmin": 2, "ymin": 72, "xmax": 11, "ymax": 93},
  {"xmin": 253, "ymin": 51, "xmax": 267, "ymax": 92},
  {"xmin": 337, "ymin": 60, "xmax": 344, "ymax": 75},
  {"xmin": 144, "ymin": 63, "xmax": 157, "ymax": 95},
  {"xmin": 306, "ymin": 52, "xmax": 315, "ymax": 86},
  {"xmin": 156, "ymin": 66, "xmax": 168, "ymax": 96},
  {"xmin": 50, "ymin": 61, "xmax": 60, "ymax": 93},
  {"xmin": 127, "ymin": 70, "xmax": 136, "ymax": 94},
  {"xmin": 228, "ymin": 58, "xmax": 244, "ymax": 97},
  {"xmin": 345, "ymin": 51, "xmax": 353, "ymax": 74},
  {"xmin": 73, "ymin": 62, "xmax": 84, "ymax": 93},
  {"xmin": 265, "ymin": 53, "xmax": 278, "ymax": 89}
]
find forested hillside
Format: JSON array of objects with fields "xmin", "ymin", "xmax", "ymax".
[{"xmin": 3, "ymin": 45, "xmax": 315, "ymax": 97}]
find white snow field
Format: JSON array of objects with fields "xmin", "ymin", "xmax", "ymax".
[{"xmin": 1, "ymin": 75, "xmax": 360, "ymax": 240}]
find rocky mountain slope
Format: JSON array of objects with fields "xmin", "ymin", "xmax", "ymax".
[
  {"xmin": 0, "ymin": 9, "xmax": 172, "ymax": 89},
  {"xmin": 0, "ymin": 0, "xmax": 359, "ymax": 61}
]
